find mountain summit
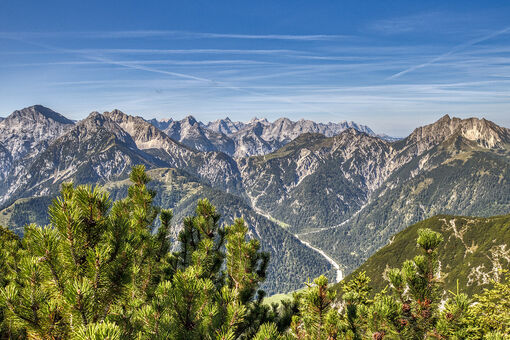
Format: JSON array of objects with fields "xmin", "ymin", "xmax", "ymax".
[
  {"xmin": 1, "ymin": 107, "xmax": 509, "ymax": 294},
  {"xmin": 402, "ymin": 114, "xmax": 510, "ymax": 154}
]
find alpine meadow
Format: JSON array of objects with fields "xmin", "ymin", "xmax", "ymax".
[{"xmin": 1, "ymin": 1, "xmax": 510, "ymax": 339}]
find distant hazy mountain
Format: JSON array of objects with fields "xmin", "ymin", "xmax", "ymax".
[
  {"xmin": 204, "ymin": 117, "xmax": 245, "ymax": 135},
  {"xmin": 149, "ymin": 115, "xmax": 382, "ymax": 157},
  {"xmin": 1, "ymin": 105, "xmax": 509, "ymax": 293},
  {"xmin": 149, "ymin": 115, "xmax": 235, "ymax": 155}
]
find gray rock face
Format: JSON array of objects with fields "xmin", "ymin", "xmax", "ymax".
[
  {"xmin": 1, "ymin": 106, "xmax": 509, "ymax": 294},
  {"xmin": 152, "ymin": 116, "xmax": 379, "ymax": 158},
  {"xmin": 205, "ymin": 117, "xmax": 245, "ymax": 135},
  {"xmin": 237, "ymin": 129, "xmax": 393, "ymax": 232},
  {"xmin": 0, "ymin": 143, "xmax": 12, "ymax": 182},
  {"xmin": 156, "ymin": 116, "xmax": 235, "ymax": 155},
  {"xmin": 104, "ymin": 110, "xmax": 243, "ymax": 194},
  {"xmin": 0, "ymin": 111, "xmax": 164, "ymax": 206},
  {"xmin": 0, "ymin": 105, "xmax": 75, "ymax": 199},
  {"xmin": 0, "ymin": 105, "xmax": 74, "ymax": 161}
]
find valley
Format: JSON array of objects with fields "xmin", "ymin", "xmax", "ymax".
[{"xmin": 1, "ymin": 105, "xmax": 509, "ymax": 295}]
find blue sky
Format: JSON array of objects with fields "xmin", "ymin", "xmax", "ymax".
[{"xmin": 1, "ymin": 0, "xmax": 510, "ymax": 136}]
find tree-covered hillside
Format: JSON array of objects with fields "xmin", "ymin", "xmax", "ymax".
[
  {"xmin": 1, "ymin": 172, "xmax": 508, "ymax": 339},
  {"xmin": 0, "ymin": 168, "xmax": 334, "ymax": 295},
  {"xmin": 334, "ymin": 214, "xmax": 510, "ymax": 297}
]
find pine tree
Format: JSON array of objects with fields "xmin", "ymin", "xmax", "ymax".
[
  {"xmin": 0, "ymin": 166, "xmax": 281, "ymax": 339},
  {"xmin": 470, "ymin": 270, "xmax": 510, "ymax": 336},
  {"xmin": 290, "ymin": 275, "xmax": 340, "ymax": 340},
  {"xmin": 385, "ymin": 228, "xmax": 444, "ymax": 338},
  {"xmin": 0, "ymin": 225, "xmax": 23, "ymax": 339},
  {"xmin": 0, "ymin": 165, "xmax": 174, "ymax": 339}
]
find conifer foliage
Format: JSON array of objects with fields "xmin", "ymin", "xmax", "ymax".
[
  {"xmin": 287, "ymin": 228, "xmax": 509, "ymax": 339},
  {"xmin": 0, "ymin": 165, "xmax": 509, "ymax": 339},
  {"xmin": 0, "ymin": 166, "xmax": 272, "ymax": 339}
]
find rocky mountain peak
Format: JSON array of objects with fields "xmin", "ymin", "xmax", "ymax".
[
  {"xmin": 8, "ymin": 105, "xmax": 74, "ymax": 125},
  {"xmin": 456, "ymin": 117, "xmax": 510, "ymax": 148},
  {"xmin": 75, "ymin": 111, "xmax": 135, "ymax": 146},
  {"xmin": 248, "ymin": 117, "xmax": 269, "ymax": 125},
  {"xmin": 103, "ymin": 110, "xmax": 190, "ymax": 153},
  {"xmin": 250, "ymin": 122, "xmax": 265, "ymax": 136},
  {"xmin": 403, "ymin": 114, "xmax": 509, "ymax": 155},
  {"xmin": 104, "ymin": 109, "xmax": 128, "ymax": 120},
  {"xmin": 205, "ymin": 117, "xmax": 244, "ymax": 135},
  {"xmin": 182, "ymin": 115, "xmax": 198, "ymax": 126},
  {"xmin": 0, "ymin": 105, "xmax": 74, "ymax": 161},
  {"xmin": 147, "ymin": 118, "xmax": 173, "ymax": 131}
]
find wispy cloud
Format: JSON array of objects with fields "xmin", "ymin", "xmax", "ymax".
[
  {"xmin": 387, "ymin": 26, "xmax": 510, "ymax": 79},
  {"xmin": 0, "ymin": 30, "xmax": 347, "ymax": 41},
  {"xmin": 369, "ymin": 12, "xmax": 444, "ymax": 34},
  {"xmin": 2, "ymin": 16, "xmax": 510, "ymax": 135},
  {"xmin": 368, "ymin": 11, "xmax": 478, "ymax": 35},
  {"xmin": 2, "ymin": 59, "xmax": 274, "ymax": 68}
]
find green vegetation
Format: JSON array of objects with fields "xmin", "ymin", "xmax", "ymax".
[
  {"xmin": 302, "ymin": 145, "xmax": 510, "ymax": 273},
  {"xmin": 334, "ymin": 214, "xmax": 510, "ymax": 297},
  {"xmin": 0, "ymin": 196, "xmax": 52, "ymax": 234},
  {"xmin": 0, "ymin": 166, "xmax": 292, "ymax": 339},
  {"xmin": 283, "ymin": 229, "xmax": 510, "ymax": 339},
  {"xmin": 1, "ymin": 165, "xmax": 508, "ymax": 339},
  {"xmin": 0, "ymin": 168, "xmax": 334, "ymax": 295}
]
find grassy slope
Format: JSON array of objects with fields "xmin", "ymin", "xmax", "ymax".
[{"xmin": 334, "ymin": 214, "xmax": 510, "ymax": 297}]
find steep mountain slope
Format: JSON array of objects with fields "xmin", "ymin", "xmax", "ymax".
[
  {"xmin": 335, "ymin": 214, "xmax": 510, "ymax": 297},
  {"xmin": 104, "ymin": 110, "xmax": 243, "ymax": 194},
  {"xmin": 0, "ymin": 105, "xmax": 74, "ymax": 161},
  {"xmin": 151, "ymin": 115, "xmax": 235, "ymax": 155},
  {"xmin": 105, "ymin": 110, "xmax": 195, "ymax": 166},
  {"xmin": 300, "ymin": 116, "xmax": 510, "ymax": 272},
  {"xmin": 0, "ymin": 196, "xmax": 53, "ymax": 234},
  {"xmin": 0, "ymin": 105, "xmax": 74, "ymax": 194},
  {"xmin": 0, "ymin": 143, "xmax": 12, "ymax": 183},
  {"xmin": 0, "ymin": 167, "xmax": 335, "ymax": 294},
  {"xmin": 0, "ymin": 112, "xmax": 166, "ymax": 207},
  {"xmin": 239, "ymin": 129, "xmax": 393, "ymax": 233}
]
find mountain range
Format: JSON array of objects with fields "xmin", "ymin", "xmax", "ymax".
[{"xmin": 0, "ymin": 105, "xmax": 509, "ymax": 294}]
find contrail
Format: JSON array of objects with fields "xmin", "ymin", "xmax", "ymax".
[
  {"xmin": 0, "ymin": 30, "xmax": 346, "ymax": 41},
  {"xmin": 4, "ymin": 37, "xmax": 337, "ymax": 116},
  {"xmin": 388, "ymin": 26, "xmax": 510, "ymax": 80}
]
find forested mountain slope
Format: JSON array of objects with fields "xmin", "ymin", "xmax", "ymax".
[
  {"xmin": 335, "ymin": 214, "xmax": 510, "ymax": 297},
  {"xmin": 1, "ymin": 105, "xmax": 509, "ymax": 294}
]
